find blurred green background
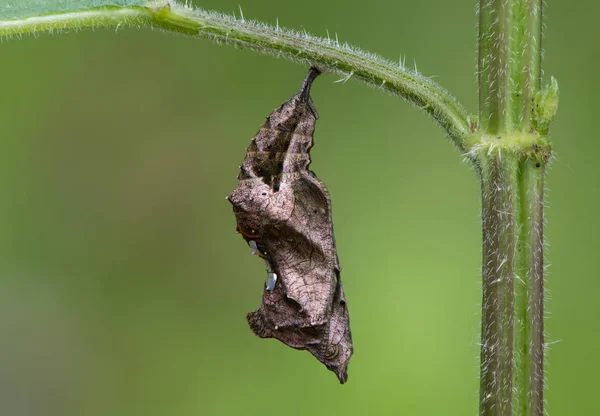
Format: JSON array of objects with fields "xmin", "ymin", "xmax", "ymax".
[{"xmin": 0, "ymin": 1, "xmax": 597, "ymax": 415}]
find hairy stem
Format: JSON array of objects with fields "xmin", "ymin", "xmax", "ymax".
[
  {"xmin": 479, "ymin": 0, "xmax": 543, "ymax": 134},
  {"xmin": 479, "ymin": 0, "xmax": 513, "ymax": 134},
  {"xmin": 510, "ymin": 0, "xmax": 543, "ymax": 131},
  {"xmin": 475, "ymin": 139, "xmax": 548, "ymax": 416},
  {"xmin": 514, "ymin": 159, "xmax": 545, "ymax": 416},
  {"xmin": 479, "ymin": 153, "xmax": 518, "ymax": 416},
  {"xmin": 0, "ymin": 1, "xmax": 471, "ymax": 149},
  {"xmin": 477, "ymin": 0, "xmax": 547, "ymax": 414}
]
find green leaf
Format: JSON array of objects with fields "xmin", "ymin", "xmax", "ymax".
[{"xmin": 0, "ymin": 0, "xmax": 147, "ymax": 20}]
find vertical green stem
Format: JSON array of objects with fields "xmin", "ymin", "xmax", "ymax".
[
  {"xmin": 479, "ymin": 154, "xmax": 518, "ymax": 416},
  {"xmin": 478, "ymin": 1, "xmax": 545, "ymax": 415},
  {"xmin": 479, "ymin": 0, "xmax": 513, "ymax": 134},
  {"xmin": 510, "ymin": 0, "xmax": 543, "ymax": 131},
  {"xmin": 479, "ymin": 0, "xmax": 543, "ymax": 133},
  {"xmin": 514, "ymin": 159, "xmax": 545, "ymax": 416}
]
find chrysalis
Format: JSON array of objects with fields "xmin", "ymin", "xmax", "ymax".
[{"xmin": 227, "ymin": 68, "xmax": 353, "ymax": 383}]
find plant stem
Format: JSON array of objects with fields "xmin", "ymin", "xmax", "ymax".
[
  {"xmin": 514, "ymin": 159, "xmax": 545, "ymax": 416},
  {"xmin": 474, "ymin": 138, "xmax": 548, "ymax": 416},
  {"xmin": 479, "ymin": 0, "xmax": 513, "ymax": 134},
  {"xmin": 479, "ymin": 0, "xmax": 543, "ymax": 134},
  {"xmin": 0, "ymin": 1, "xmax": 471, "ymax": 149},
  {"xmin": 510, "ymin": 0, "xmax": 543, "ymax": 131},
  {"xmin": 477, "ymin": 1, "xmax": 547, "ymax": 415},
  {"xmin": 478, "ymin": 153, "xmax": 518, "ymax": 416}
]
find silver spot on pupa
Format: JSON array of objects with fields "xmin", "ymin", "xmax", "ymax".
[
  {"xmin": 266, "ymin": 272, "xmax": 277, "ymax": 291},
  {"xmin": 248, "ymin": 240, "xmax": 258, "ymax": 255},
  {"xmin": 264, "ymin": 260, "xmax": 277, "ymax": 291}
]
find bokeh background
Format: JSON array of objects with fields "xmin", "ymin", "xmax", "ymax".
[{"xmin": 0, "ymin": 1, "xmax": 597, "ymax": 415}]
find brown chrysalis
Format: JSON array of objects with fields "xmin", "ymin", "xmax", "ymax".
[{"xmin": 227, "ymin": 68, "xmax": 353, "ymax": 383}]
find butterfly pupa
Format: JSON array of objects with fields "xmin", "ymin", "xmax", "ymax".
[{"xmin": 227, "ymin": 68, "xmax": 353, "ymax": 383}]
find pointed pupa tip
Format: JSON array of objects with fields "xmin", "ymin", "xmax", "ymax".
[{"xmin": 336, "ymin": 367, "xmax": 348, "ymax": 384}]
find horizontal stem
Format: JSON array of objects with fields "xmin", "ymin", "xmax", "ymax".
[{"xmin": 0, "ymin": 1, "xmax": 471, "ymax": 150}]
